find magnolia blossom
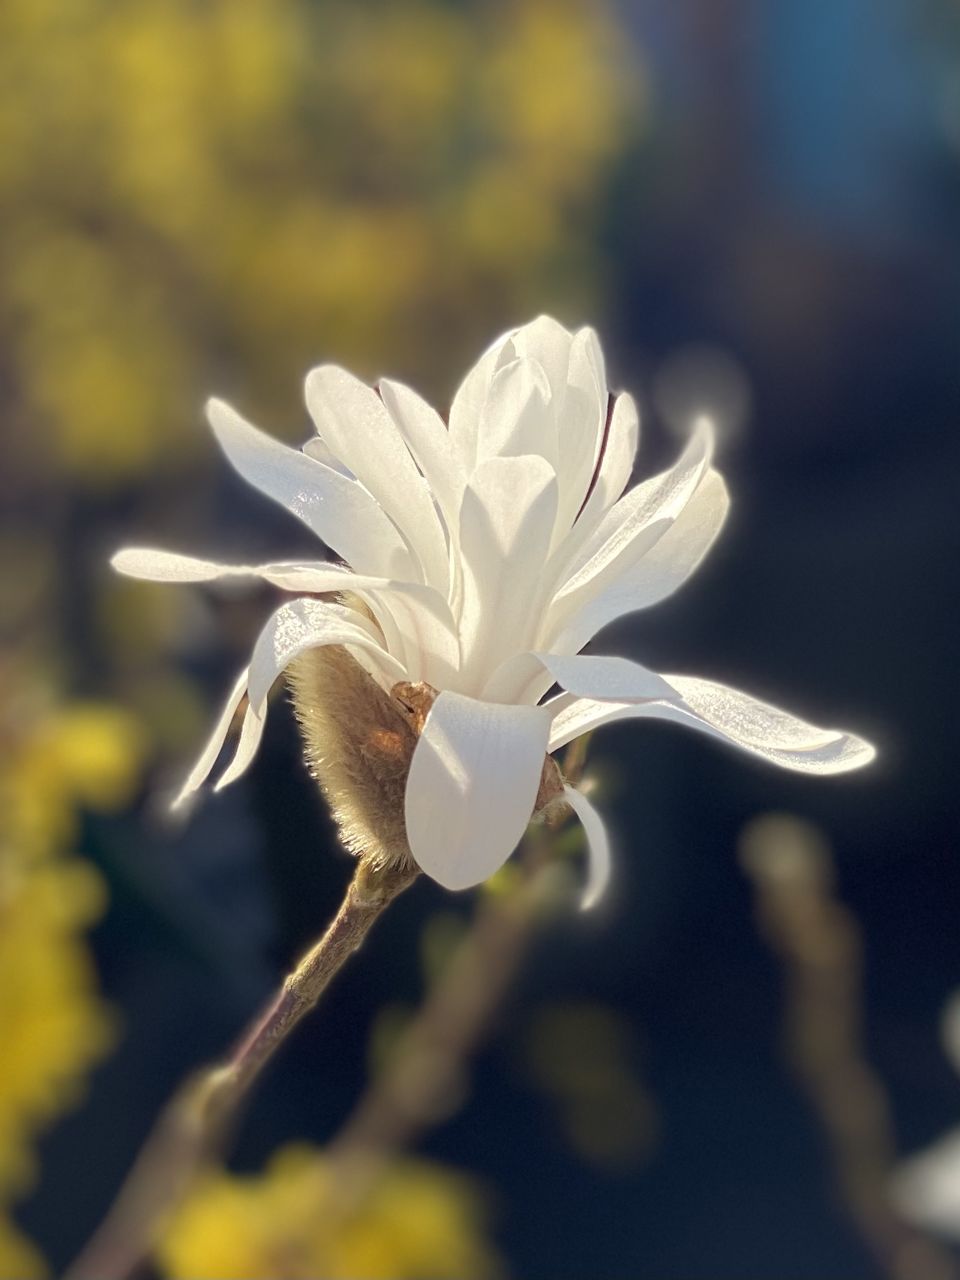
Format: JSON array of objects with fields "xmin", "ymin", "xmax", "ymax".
[
  {"xmin": 114, "ymin": 316, "xmax": 874, "ymax": 905},
  {"xmin": 891, "ymin": 994, "xmax": 960, "ymax": 1239}
]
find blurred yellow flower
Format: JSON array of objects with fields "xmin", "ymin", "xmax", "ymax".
[
  {"xmin": 0, "ymin": 0, "xmax": 639, "ymax": 488},
  {"xmin": 0, "ymin": 696, "xmax": 146, "ymax": 1199},
  {"xmin": 0, "ymin": 1211, "xmax": 47, "ymax": 1280},
  {"xmin": 159, "ymin": 1144, "xmax": 505, "ymax": 1280}
]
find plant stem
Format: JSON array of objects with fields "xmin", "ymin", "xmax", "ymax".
[{"xmin": 64, "ymin": 859, "xmax": 418, "ymax": 1280}]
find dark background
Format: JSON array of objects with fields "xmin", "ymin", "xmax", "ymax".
[{"xmin": 4, "ymin": 1, "xmax": 959, "ymax": 1276}]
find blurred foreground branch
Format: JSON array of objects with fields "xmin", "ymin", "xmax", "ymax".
[
  {"xmin": 64, "ymin": 859, "xmax": 418, "ymax": 1280},
  {"xmin": 740, "ymin": 815, "xmax": 957, "ymax": 1280}
]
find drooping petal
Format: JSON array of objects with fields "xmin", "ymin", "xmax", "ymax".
[
  {"xmin": 544, "ymin": 420, "xmax": 715, "ymax": 644},
  {"xmin": 206, "ymin": 398, "xmax": 416, "ymax": 579},
  {"xmin": 547, "ymin": 676, "xmax": 876, "ymax": 774},
  {"xmin": 210, "ymin": 597, "xmax": 409, "ymax": 796},
  {"xmin": 171, "ymin": 668, "xmax": 249, "ymax": 809},
  {"xmin": 457, "ymin": 455, "xmax": 559, "ymax": 691},
  {"xmin": 563, "ymin": 785, "xmax": 611, "ymax": 910},
  {"xmin": 245, "ymin": 598, "xmax": 404, "ymax": 712},
  {"xmin": 304, "ymin": 366, "xmax": 449, "ymax": 589},
  {"xmin": 404, "ymin": 692, "xmax": 552, "ymax": 890},
  {"xmin": 546, "ymin": 469, "xmax": 731, "ymax": 654}
]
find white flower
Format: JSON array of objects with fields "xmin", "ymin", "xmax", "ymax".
[
  {"xmin": 113, "ymin": 316, "xmax": 874, "ymax": 906},
  {"xmin": 891, "ymin": 994, "xmax": 960, "ymax": 1238}
]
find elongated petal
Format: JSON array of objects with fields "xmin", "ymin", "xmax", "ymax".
[
  {"xmin": 458, "ymin": 455, "xmax": 558, "ymax": 690},
  {"xmin": 304, "ymin": 366, "xmax": 449, "ymax": 589},
  {"xmin": 482, "ymin": 651, "xmax": 677, "ymax": 706},
  {"xmin": 574, "ymin": 391, "xmax": 640, "ymax": 530},
  {"xmin": 378, "ymin": 378, "xmax": 467, "ymax": 530},
  {"xmin": 548, "ymin": 676, "xmax": 876, "ymax": 774},
  {"xmin": 171, "ymin": 669, "xmax": 249, "ymax": 809},
  {"xmin": 552, "ymin": 326, "xmax": 607, "ymax": 535},
  {"xmin": 207, "ymin": 398, "xmax": 415, "ymax": 578},
  {"xmin": 111, "ymin": 547, "xmax": 461, "ymax": 684},
  {"xmin": 547, "ymin": 470, "xmax": 730, "ymax": 654},
  {"xmin": 404, "ymin": 693, "xmax": 551, "ymax": 889},
  {"xmin": 564, "ymin": 785, "xmax": 611, "ymax": 910},
  {"xmin": 545, "ymin": 421, "xmax": 714, "ymax": 644}
]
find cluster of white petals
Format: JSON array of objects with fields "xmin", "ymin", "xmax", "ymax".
[{"xmin": 114, "ymin": 316, "xmax": 874, "ymax": 904}]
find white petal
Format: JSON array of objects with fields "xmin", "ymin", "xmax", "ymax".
[
  {"xmin": 111, "ymin": 547, "xmax": 460, "ymax": 684},
  {"xmin": 206, "ymin": 398, "xmax": 416, "ymax": 578},
  {"xmin": 547, "ymin": 469, "xmax": 730, "ymax": 654},
  {"xmin": 544, "ymin": 420, "xmax": 714, "ymax": 645},
  {"xmin": 552, "ymin": 326, "xmax": 608, "ymax": 535},
  {"xmin": 547, "ymin": 676, "xmax": 876, "ymax": 774},
  {"xmin": 378, "ymin": 378, "xmax": 467, "ymax": 532},
  {"xmin": 212, "ymin": 696, "xmax": 267, "ymax": 793},
  {"xmin": 482, "ymin": 651, "xmax": 678, "ymax": 706},
  {"xmin": 563, "ymin": 785, "xmax": 611, "ymax": 910},
  {"xmin": 210, "ymin": 597, "xmax": 408, "ymax": 796},
  {"xmin": 404, "ymin": 693, "xmax": 551, "ymax": 890},
  {"xmin": 304, "ymin": 367, "xmax": 449, "ymax": 589},
  {"xmin": 575, "ymin": 391, "xmax": 640, "ymax": 530},
  {"xmin": 511, "ymin": 315, "xmax": 576, "ymax": 392},
  {"xmin": 477, "ymin": 357, "xmax": 556, "ymax": 464},
  {"xmin": 448, "ymin": 329, "xmax": 515, "ymax": 470},
  {"xmin": 171, "ymin": 668, "xmax": 249, "ymax": 809},
  {"xmin": 245, "ymin": 598, "xmax": 404, "ymax": 712},
  {"xmin": 457, "ymin": 455, "xmax": 559, "ymax": 690},
  {"xmin": 111, "ymin": 547, "xmax": 358, "ymax": 591}
]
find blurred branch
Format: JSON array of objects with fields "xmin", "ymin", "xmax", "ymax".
[
  {"xmin": 64, "ymin": 859, "xmax": 418, "ymax": 1280},
  {"xmin": 740, "ymin": 815, "xmax": 958, "ymax": 1280},
  {"xmin": 323, "ymin": 850, "xmax": 570, "ymax": 1214}
]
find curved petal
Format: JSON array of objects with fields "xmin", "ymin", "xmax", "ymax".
[
  {"xmin": 111, "ymin": 548, "xmax": 461, "ymax": 684},
  {"xmin": 544, "ymin": 420, "xmax": 714, "ymax": 644},
  {"xmin": 171, "ymin": 668, "xmax": 249, "ymax": 810},
  {"xmin": 304, "ymin": 366, "xmax": 449, "ymax": 589},
  {"xmin": 458, "ymin": 455, "xmax": 558, "ymax": 691},
  {"xmin": 206, "ymin": 398, "xmax": 416, "ymax": 579},
  {"xmin": 571, "ymin": 391, "xmax": 639, "ymax": 533},
  {"xmin": 404, "ymin": 692, "xmax": 552, "ymax": 890},
  {"xmin": 546, "ymin": 469, "xmax": 730, "ymax": 654},
  {"xmin": 245, "ymin": 598, "xmax": 404, "ymax": 712},
  {"xmin": 547, "ymin": 677, "xmax": 876, "ymax": 775},
  {"xmin": 213, "ymin": 598, "xmax": 408, "ymax": 796},
  {"xmin": 564, "ymin": 785, "xmax": 611, "ymax": 910}
]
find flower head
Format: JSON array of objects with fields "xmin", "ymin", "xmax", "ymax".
[{"xmin": 114, "ymin": 317, "xmax": 874, "ymax": 904}]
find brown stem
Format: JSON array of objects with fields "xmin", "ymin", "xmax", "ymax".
[{"xmin": 64, "ymin": 859, "xmax": 418, "ymax": 1280}]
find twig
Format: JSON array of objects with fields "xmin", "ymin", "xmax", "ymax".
[
  {"xmin": 323, "ymin": 846, "xmax": 572, "ymax": 1211},
  {"xmin": 740, "ymin": 816, "xmax": 958, "ymax": 1280},
  {"xmin": 64, "ymin": 859, "xmax": 418, "ymax": 1280}
]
